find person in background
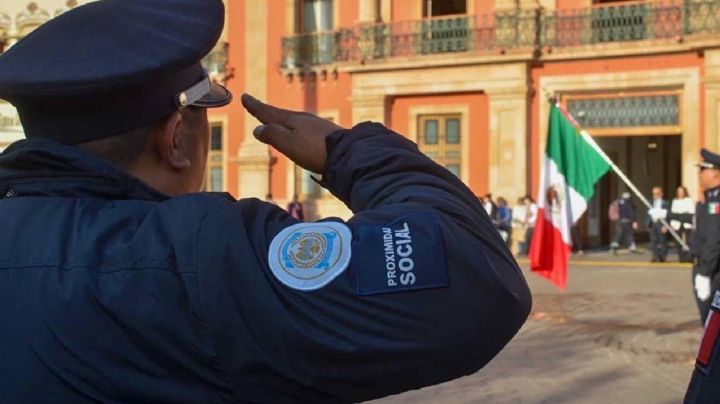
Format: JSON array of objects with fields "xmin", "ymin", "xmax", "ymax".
[
  {"xmin": 648, "ymin": 186, "xmax": 669, "ymax": 263},
  {"xmin": 494, "ymin": 197, "xmax": 512, "ymax": 246},
  {"xmin": 482, "ymin": 193, "xmax": 498, "ymax": 221},
  {"xmin": 571, "ymin": 224, "xmax": 584, "ymax": 256},
  {"xmin": 610, "ymin": 192, "xmax": 638, "ymax": 255},
  {"xmin": 512, "ymin": 197, "xmax": 528, "ymax": 255},
  {"xmin": 523, "ymin": 195, "xmax": 538, "ymax": 255},
  {"xmin": 668, "ymin": 185, "xmax": 694, "ymax": 262},
  {"xmin": 287, "ymin": 194, "xmax": 305, "ymax": 221}
]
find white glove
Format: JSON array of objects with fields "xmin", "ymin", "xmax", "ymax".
[{"xmin": 695, "ymin": 274, "xmax": 711, "ymax": 301}]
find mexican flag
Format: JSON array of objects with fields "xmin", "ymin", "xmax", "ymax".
[{"xmin": 529, "ymin": 104, "xmax": 610, "ymax": 290}]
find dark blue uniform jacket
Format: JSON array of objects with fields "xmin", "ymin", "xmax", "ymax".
[{"xmin": 0, "ymin": 123, "xmax": 531, "ymax": 403}]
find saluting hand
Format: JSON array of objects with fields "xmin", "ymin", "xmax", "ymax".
[{"xmin": 241, "ymin": 94, "xmax": 344, "ymax": 174}]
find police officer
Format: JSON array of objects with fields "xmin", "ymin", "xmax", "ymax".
[
  {"xmin": 692, "ymin": 149, "xmax": 720, "ymax": 325},
  {"xmin": 683, "ymin": 150, "xmax": 720, "ymax": 403},
  {"xmin": 0, "ymin": 1, "xmax": 531, "ymax": 402},
  {"xmin": 685, "ymin": 290, "xmax": 720, "ymax": 402}
]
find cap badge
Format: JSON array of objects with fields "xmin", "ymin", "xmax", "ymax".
[{"xmin": 177, "ymin": 92, "xmax": 188, "ymax": 108}]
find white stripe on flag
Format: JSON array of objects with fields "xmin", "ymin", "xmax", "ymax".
[{"xmin": 536, "ymin": 156, "xmax": 588, "ymax": 245}]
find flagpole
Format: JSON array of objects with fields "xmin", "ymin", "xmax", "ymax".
[{"xmin": 552, "ymin": 99, "xmax": 690, "ymax": 252}]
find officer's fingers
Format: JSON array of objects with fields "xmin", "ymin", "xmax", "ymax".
[
  {"xmin": 253, "ymin": 123, "xmax": 293, "ymax": 146},
  {"xmin": 254, "ymin": 124, "xmax": 324, "ymax": 172},
  {"xmin": 241, "ymin": 93, "xmax": 292, "ymax": 126}
]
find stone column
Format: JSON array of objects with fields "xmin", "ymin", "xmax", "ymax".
[
  {"xmin": 495, "ymin": 0, "xmax": 518, "ymax": 10},
  {"xmin": 285, "ymin": 0, "xmax": 296, "ymax": 35},
  {"xmin": 237, "ymin": 0, "xmax": 271, "ymax": 199},
  {"xmin": 359, "ymin": 0, "xmax": 378, "ymax": 22},
  {"xmin": 379, "ymin": 0, "xmax": 391, "ymax": 22},
  {"xmin": 486, "ymin": 89, "xmax": 529, "ymax": 202},
  {"xmin": 351, "ymin": 94, "xmax": 386, "ymax": 125},
  {"xmin": 706, "ymin": 50, "xmax": 720, "ymax": 153}
]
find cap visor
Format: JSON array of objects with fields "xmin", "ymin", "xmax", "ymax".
[{"xmin": 192, "ymin": 82, "xmax": 232, "ymax": 108}]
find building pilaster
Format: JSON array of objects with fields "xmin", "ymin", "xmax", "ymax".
[
  {"xmin": 486, "ymin": 88, "xmax": 529, "ymax": 202},
  {"xmin": 706, "ymin": 50, "xmax": 720, "ymax": 153},
  {"xmin": 351, "ymin": 94, "xmax": 386, "ymax": 125},
  {"xmin": 237, "ymin": 0, "xmax": 271, "ymax": 199}
]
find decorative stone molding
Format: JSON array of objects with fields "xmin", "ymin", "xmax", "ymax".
[
  {"xmin": 16, "ymin": 2, "xmax": 50, "ymax": 37},
  {"xmin": 0, "ymin": 101, "xmax": 24, "ymax": 152},
  {"xmin": 538, "ymin": 67, "xmax": 701, "ymax": 198},
  {"xmin": 0, "ymin": 102, "xmax": 22, "ymax": 130},
  {"xmin": 203, "ymin": 41, "xmax": 231, "ymax": 86},
  {"xmin": 55, "ymin": 0, "xmax": 78, "ymax": 16},
  {"xmin": 0, "ymin": 13, "xmax": 11, "ymax": 39}
]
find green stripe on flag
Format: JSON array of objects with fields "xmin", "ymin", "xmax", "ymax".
[{"xmin": 546, "ymin": 105, "xmax": 610, "ymax": 201}]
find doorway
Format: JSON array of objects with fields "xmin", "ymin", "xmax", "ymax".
[
  {"xmin": 580, "ymin": 135, "xmax": 682, "ymax": 248},
  {"xmin": 422, "ymin": 0, "xmax": 467, "ymax": 17}
]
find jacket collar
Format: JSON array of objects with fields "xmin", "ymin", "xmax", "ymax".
[
  {"xmin": 0, "ymin": 138, "xmax": 169, "ymax": 202},
  {"xmin": 705, "ymin": 186, "xmax": 720, "ymax": 200}
]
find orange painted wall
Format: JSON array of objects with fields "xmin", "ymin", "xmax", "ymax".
[
  {"xmin": 556, "ymin": 0, "xmax": 592, "ymax": 10},
  {"xmin": 338, "ymin": 0, "xmax": 360, "ymax": 28},
  {"xmin": 390, "ymin": 92, "xmax": 489, "ymax": 195},
  {"xmin": 530, "ymin": 52, "xmax": 704, "ymax": 198},
  {"xmin": 392, "ymin": 0, "xmax": 420, "ymax": 21},
  {"xmin": 474, "ymin": 0, "xmax": 494, "ymax": 15}
]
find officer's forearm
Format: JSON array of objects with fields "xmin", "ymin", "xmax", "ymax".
[{"xmin": 322, "ymin": 122, "xmax": 485, "ymax": 226}]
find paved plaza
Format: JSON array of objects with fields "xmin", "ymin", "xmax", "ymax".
[{"xmin": 374, "ymin": 249, "xmax": 704, "ymax": 403}]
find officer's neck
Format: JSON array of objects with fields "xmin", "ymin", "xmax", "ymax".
[{"xmin": 127, "ymin": 159, "xmax": 198, "ymax": 197}]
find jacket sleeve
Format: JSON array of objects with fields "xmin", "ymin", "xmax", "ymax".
[
  {"xmin": 196, "ymin": 123, "xmax": 532, "ymax": 403},
  {"xmin": 698, "ymin": 206, "xmax": 720, "ymax": 278}
]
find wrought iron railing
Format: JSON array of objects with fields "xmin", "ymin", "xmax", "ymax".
[
  {"xmin": 684, "ymin": 0, "xmax": 720, "ymax": 36},
  {"xmin": 281, "ymin": 0, "xmax": 720, "ymax": 69},
  {"xmin": 281, "ymin": 11, "xmax": 538, "ymax": 68},
  {"xmin": 541, "ymin": 1, "xmax": 683, "ymax": 47}
]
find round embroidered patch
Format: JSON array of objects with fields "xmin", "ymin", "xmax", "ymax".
[{"xmin": 268, "ymin": 222, "xmax": 352, "ymax": 291}]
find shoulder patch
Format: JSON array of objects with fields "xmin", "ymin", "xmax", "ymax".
[
  {"xmin": 352, "ymin": 211, "xmax": 449, "ymax": 295},
  {"xmin": 268, "ymin": 222, "xmax": 352, "ymax": 291}
]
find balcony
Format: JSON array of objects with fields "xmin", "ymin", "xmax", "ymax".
[
  {"xmin": 281, "ymin": 10, "xmax": 538, "ymax": 69},
  {"xmin": 280, "ymin": 0, "xmax": 720, "ymax": 70}
]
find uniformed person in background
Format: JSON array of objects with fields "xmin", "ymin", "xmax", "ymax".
[
  {"xmin": 0, "ymin": 1, "xmax": 531, "ymax": 402},
  {"xmin": 692, "ymin": 149, "xmax": 720, "ymax": 325}
]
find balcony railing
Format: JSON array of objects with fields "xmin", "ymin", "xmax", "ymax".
[
  {"xmin": 282, "ymin": 10, "xmax": 538, "ymax": 68},
  {"xmin": 541, "ymin": 1, "xmax": 683, "ymax": 47},
  {"xmin": 281, "ymin": 0, "xmax": 720, "ymax": 69}
]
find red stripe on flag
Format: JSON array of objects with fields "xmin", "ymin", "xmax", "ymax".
[
  {"xmin": 529, "ymin": 208, "xmax": 571, "ymax": 290},
  {"xmin": 698, "ymin": 311, "xmax": 720, "ymax": 368}
]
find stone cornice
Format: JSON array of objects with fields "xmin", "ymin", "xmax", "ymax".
[
  {"xmin": 15, "ymin": 2, "xmax": 50, "ymax": 36},
  {"xmin": 0, "ymin": 1, "xmax": 82, "ymax": 43}
]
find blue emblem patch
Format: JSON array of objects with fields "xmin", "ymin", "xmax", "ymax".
[
  {"xmin": 268, "ymin": 222, "xmax": 352, "ymax": 291},
  {"xmin": 352, "ymin": 211, "xmax": 448, "ymax": 295}
]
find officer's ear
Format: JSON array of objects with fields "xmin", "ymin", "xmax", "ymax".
[{"xmin": 153, "ymin": 111, "xmax": 191, "ymax": 170}]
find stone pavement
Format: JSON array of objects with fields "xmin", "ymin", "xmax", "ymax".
[{"xmin": 372, "ymin": 251, "xmax": 703, "ymax": 404}]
